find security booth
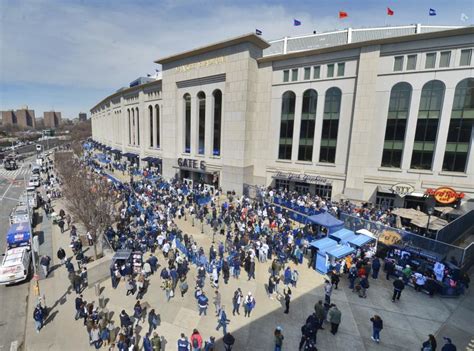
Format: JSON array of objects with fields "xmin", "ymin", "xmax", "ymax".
[{"xmin": 329, "ymin": 228, "xmax": 357, "ymax": 244}]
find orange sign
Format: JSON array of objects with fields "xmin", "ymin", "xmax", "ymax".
[{"xmin": 425, "ymin": 187, "xmax": 464, "ymax": 204}]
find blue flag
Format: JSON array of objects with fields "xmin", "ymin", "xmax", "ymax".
[
  {"xmin": 255, "ymin": 29, "xmax": 262, "ymax": 36},
  {"xmin": 294, "ymin": 19, "xmax": 301, "ymax": 26},
  {"xmin": 429, "ymin": 8, "xmax": 437, "ymax": 16}
]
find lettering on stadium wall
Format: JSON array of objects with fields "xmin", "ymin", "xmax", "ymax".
[
  {"xmin": 178, "ymin": 158, "xmax": 206, "ymax": 171},
  {"xmin": 175, "ymin": 57, "xmax": 225, "ymax": 73},
  {"xmin": 272, "ymin": 171, "xmax": 331, "ymax": 185}
]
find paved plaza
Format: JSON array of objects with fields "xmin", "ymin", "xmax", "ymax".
[{"xmin": 23, "ymin": 186, "xmax": 474, "ymax": 351}]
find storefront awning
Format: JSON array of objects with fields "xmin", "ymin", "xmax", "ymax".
[
  {"xmin": 123, "ymin": 152, "xmax": 139, "ymax": 158},
  {"xmin": 142, "ymin": 156, "xmax": 162, "ymax": 164},
  {"xmin": 377, "ymin": 185, "xmax": 393, "ymax": 194}
]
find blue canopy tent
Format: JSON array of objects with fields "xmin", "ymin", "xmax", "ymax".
[
  {"xmin": 329, "ymin": 228, "xmax": 357, "ymax": 244},
  {"xmin": 347, "ymin": 233, "xmax": 376, "ymax": 248},
  {"xmin": 326, "ymin": 245, "xmax": 356, "ymax": 260},
  {"xmin": 309, "ymin": 237, "xmax": 338, "ymax": 254},
  {"xmin": 310, "ymin": 237, "xmax": 338, "ymax": 273},
  {"xmin": 306, "ymin": 212, "xmax": 344, "ymax": 233},
  {"xmin": 316, "ymin": 244, "xmax": 356, "ymax": 274}
]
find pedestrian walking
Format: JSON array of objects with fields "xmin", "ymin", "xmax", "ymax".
[
  {"xmin": 90, "ymin": 324, "xmax": 102, "ymax": 349},
  {"xmin": 441, "ymin": 337, "xmax": 456, "ymax": 351},
  {"xmin": 57, "ymin": 247, "xmax": 66, "ymax": 265},
  {"xmin": 190, "ymin": 329, "xmax": 203, "ymax": 350},
  {"xmin": 328, "ymin": 304, "xmax": 342, "ymax": 335},
  {"xmin": 213, "ymin": 290, "xmax": 221, "ymax": 315},
  {"xmin": 151, "ymin": 332, "xmax": 162, "ymax": 351},
  {"xmin": 359, "ymin": 275, "xmax": 369, "ymax": 298},
  {"xmin": 274, "ymin": 326, "xmax": 284, "ymax": 351},
  {"xmin": 216, "ymin": 306, "xmax": 230, "ymax": 335},
  {"xmin": 143, "ymin": 333, "xmax": 153, "ymax": 351},
  {"xmin": 392, "ymin": 277, "xmax": 405, "ymax": 302},
  {"xmin": 177, "ymin": 333, "xmax": 190, "ymax": 351},
  {"xmin": 314, "ymin": 300, "xmax": 325, "ymax": 330},
  {"xmin": 283, "ymin": 288, "xmax": 291, "ymax": 314},
  {"xmin": 197, "ymin": 292, "xmax": 209, "ymax": 316},
  {"xmin": 384, "ymin": 259, "xmax": 395, "ymax": 280},
  {"xmin": 372, "ymin": 257, "xmax": 381, "ymax": 279},
  {"xmin": 370, "ymin": 315, "xmax": 383, "ymax": 343},
  {"xmin": 299, "ymin": 322, "xmax": 311, "ymax": 350},
  {"xmin": 40, "ymin": 255, "xmax": 51, "ymax": 278},
  {"xmin": 421, "ymin": 334, "xmax": 437, "ymax": 351},
  {"xmin": 223, "ymin": 332, "xmax": 235, "ymax": 351},
  {"xmin": 33, "ymin": 304, "xmax": 44, "ymax": 333},
  {"xmin": 74, "ymin": 294, "xmax": 83, "ymax": 320},
  {"xmin": 232, "ymin": 289, "xmax": 243, "ymax": 316},
  {"xmin": 87, "ymin": 231, "xmax": 94, "ymax": 246},
  {"xmin": 324, "ymin": 280, "xmax": 332, "ymax": 304},
  {"xmin": 148, "ymin": 309, "xmax": 159, "ymax": 334},
  {"xmin": 243, "ymin": 292, "xmax": 255, "ymax": 317}
]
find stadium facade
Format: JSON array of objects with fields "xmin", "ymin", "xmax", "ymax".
[{"xmin": 91, "ymin": 24, "xmax": 474, "ymax": 208}]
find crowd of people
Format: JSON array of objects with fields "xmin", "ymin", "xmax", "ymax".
[{"xmin": 30, "ymin": 144, "xmax": 463, "ymax": 351}]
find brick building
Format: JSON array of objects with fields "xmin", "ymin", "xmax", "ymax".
[
  {"xmin": 1, "ymin": 108, "xmax": 36, "ymax": 128},
  {"xmin": 78, "ymin": 112, "xmax": 87, "ymax": 122},
  {"xmin": 43, "ymin": 111, "xmax": 62, "ymax": 128}
]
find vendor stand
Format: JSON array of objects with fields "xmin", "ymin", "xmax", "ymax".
[
  {"xmin": 348, "ymin": 231, "xmax": 377, "ymax": 257},
  {"xmin": 309, "ymin": 237, "xmax": 338, "ymax": 273},
  {"xmin": 306, "ymin": 212, "xmax": 344, "ymax": 235},
  {"xmin": 325, "ymin": 245, "xmax": 356, "ymax": 273},
  {"xmin": 329, "ymin": 228, "xmax": 356, "ymax": 244}
]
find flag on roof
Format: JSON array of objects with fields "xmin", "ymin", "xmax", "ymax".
[
  {"xmin": 255, "ymin": 29, "xmax": 262, "ymax": 36},
  {"xmin": 460, "ymin": 13, "xmax": 469, "ymax": 22},
  {"xmin": 429, "ymin": 8, "xmax": 437, "ymax": 16},
  {"xmin": 294, "ymin": 19, "xmax": 301, "ymax": 26},
  {"xmin": 339, "ymin": 11, "xmax": 348, "ymax": 19},
  {"xmin": 387, "ymin": 7, "xmax": 394, "ymax": 16}
]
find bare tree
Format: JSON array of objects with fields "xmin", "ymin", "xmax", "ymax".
[{"xmin": 55, "ymin": 152, "xmax": 118, "ymax": 259}]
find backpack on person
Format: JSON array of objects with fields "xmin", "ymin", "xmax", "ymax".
[{"xmin": 192, "ymin": 337, "xmax": 199, "ymax": 348}]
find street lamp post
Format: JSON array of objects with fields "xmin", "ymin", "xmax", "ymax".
[{"xmin": 426, "ymin": 208, "xmax": 433, "ymax": 238}]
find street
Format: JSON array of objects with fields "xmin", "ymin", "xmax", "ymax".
[{"xmin": 0, "ymin": 160, "xmax": 31, "ymax": 351}]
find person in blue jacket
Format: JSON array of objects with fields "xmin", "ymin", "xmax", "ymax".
[{"xmin": 177, "ymin": 333, "xmax": 190, "ymax": 351}]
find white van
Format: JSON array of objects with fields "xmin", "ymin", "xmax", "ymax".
[{"xmin": 0, "ymin": 247, "xmax": 32, "ymax": 285}]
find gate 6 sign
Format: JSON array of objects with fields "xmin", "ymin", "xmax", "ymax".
[{"xmin": 391, "ymin": 183, "xmax": 415, "ymax": 198}]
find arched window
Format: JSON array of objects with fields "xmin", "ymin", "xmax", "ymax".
[
  {"xmin": 136, "ymin": 107, "xmax": 140, "ymax": 146},
  {"xmin": 411, "ymin": 80, "xmax": 445, "ymax": 170},
  {"xmin": 381, "ymin": 82, "xmax": 412, "ymax": 168},
  {"xmin": 319, "ymin": 87, "xmax": 341, "ymax": 163},
  {"xmin": 298, "ymin": 89, "xmax": 317, "ymax": 161},
  {"xmin": 278, "ymin": 91, "xmax": 296, "ymax": 160},
  {"xmin": 213, "ymin": 90, "xmax": 222, "ymax": 156},
  {"xmin": 197, "ymin": 92, "xmax": 206, "ymax": 155},
  {"xmin": 184, "ymin": 94, "xmax": 191, "ymax": 153},
  {"xmin": 443, "ymin": 78, "xmax": 474, "ymax": 172},
  {"xmin": 155, "ymin": 104, "xmax": 160, "ymax": 148},
  {"xmin": 128, "ymin": 109, "xmax": 131, "ymax": 144},
  {"xmin": 131, "ymin": 108, "xmax": 135, "ymax": 145},
  {"xmin": 148, "ymin": 105, "xmax": 153, "ymax": 147}
]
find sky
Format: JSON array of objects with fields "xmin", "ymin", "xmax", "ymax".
[{"xmin": 0, "ymin": 0, "xmax": 473, "ymax": 119}]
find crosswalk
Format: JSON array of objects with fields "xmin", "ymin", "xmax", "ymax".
[{"xmin": 0, "ymin": 166, "xmax": 31, "ymax": 180}]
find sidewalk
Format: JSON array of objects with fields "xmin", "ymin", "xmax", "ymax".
[{"xmin": 24, "ymin": 187, "xmax": 474, "ymax": 350}]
